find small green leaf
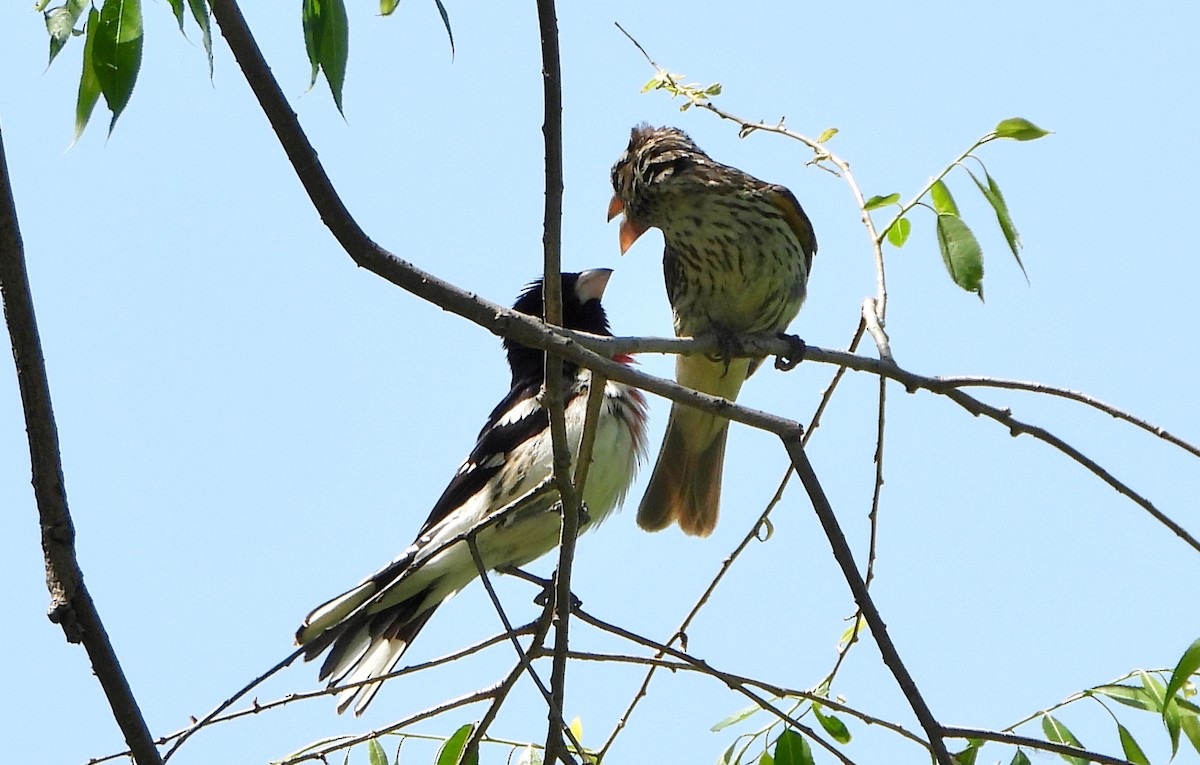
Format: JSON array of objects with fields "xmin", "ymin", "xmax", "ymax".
[
  {"xmin": 45, "ymin": 0, "xmax": 89, "ymax": 66},
  {"xmin": 187, "ymin": 0, "xmax": 213, "ymax": 76},
  {"xmin": 435, "ymin": 723, "xmax": 477, "ymax": 765},
  {"xmin": 1117, "ymin": 724, "xmax": 1150, "ymax": 765},
  {"xmin": 712, "ymin": 701, "xmax": 764, "ymax": 732},
  {"xmin": 1009, "ymin": 751, "xmax": 1031, "ymax": 765},
  {"xmin": 758, "ymin": 752, "xmax": 774, "ymax": 765},
  {"xmin": 1140, "ymin": 670, "xmax": 1168, "ymax": 710},
  {"xmin": 704, "ymin": 83, "xmax": 723, "ymax": 96},
  {"xmin": 969, "ymin": 169, "xmax": 1027, "ymax": 281},
  {"xmin": 302, "ymin": 0, "xmax": 349, "ymax": 113},
  {"xmin": 952, "ymin": 743, "xmax": 979, "ymax": 765},
  {"xmin": 885, "ymin": 217, "xmax": 911, "ymax": 248},
  {"xmin": 994, "ymin": 117, "xmax": 1051, "ymax": 141},
  {"xmin": 812, "ymin": 706, "xmax": 851, "ymax": 744},
  {"xmin": 380, "ymin": 0, "xmax": 400, "ymax": 15},
  {"xmin": 717, "ymin": 741, "xmax": 737, "ymax": 765},
  {"xmin": 73, "ymin": 7, "xmax": 103, "ymax": 145},
  {"xmin": 930, "ymin": 179, "xmax": 960, "ymax": 216},
  {"xmin": 1091, "ymin": 684, "xmax": 1159, "ymax": 712},
  {"xmin": 864, "ymin": 193, "xmax": 900, "ymax": 211},
  {"xmin": 92, "ymin": 0, "xmax": 144, "ymax": 133},
  {"xmin": 773, "ymin": 729, "xmax": 814, "ymax": 765},
  {"xmin": 367, "ymin": 737, "xmax": 388, "ymax": 765},
  {"xmin": 816, "ymin": 127, "xmax": 838, "ymax": 144},
  {"xmin": 167, "ymin": 0, "xmax": 184, "ymax": 27},
  {"xmin": 1165, "ymin": 638, "xmax": 1200, "ymax": 715},
  {"xmin": 935, "ymin": 214, "xmax": 984, "ymax": 296},
  {"xmin": 1040, "ymin": 715, "xmax": 1086, "ymax": 765}
]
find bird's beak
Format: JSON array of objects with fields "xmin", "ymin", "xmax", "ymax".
[
  {"xmin": 575, "ymin": 268, "xmax": 614, "ymax": 303},
  {"xmin": 608, "ymin": 194, "xmax": 648, "ymax": 255}
]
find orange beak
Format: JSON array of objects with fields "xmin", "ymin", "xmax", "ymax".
[{"xmin": 607, "ymin": 194, "xmax": 649, "ymax": 255}]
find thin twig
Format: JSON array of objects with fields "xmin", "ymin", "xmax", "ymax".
[
  {"xmin": 0, "ymin": 128, "xmax": 163, "ymax": 765},
  {"xmin": 941, "ymin": 726, "xmax": 1135, "ymax": 765},
  {"xmin": 779, "ymin": 437, "xmax": 953, "ymax": 765}
]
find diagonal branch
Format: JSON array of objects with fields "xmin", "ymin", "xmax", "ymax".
[{"xmin": 0, "ymin": 129, "xmax": 163, "ymax": 764}]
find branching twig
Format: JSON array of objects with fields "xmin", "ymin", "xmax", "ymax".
[
  {"xmin": 941, "ymin": 726, "xmax": 1135, "ymax": 765},
  {"xmin": 0, "ymin": 128, "xmax": 163, "ymax": 765}
]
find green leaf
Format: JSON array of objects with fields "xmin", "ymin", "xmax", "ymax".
[
  {"xmin": 1165, "ymin": 637, "xmax": 1200, "ymax": 715},
  {"xmin": 73, "ymin": 7, "xmax": 103, "ymax": 145},
  {"xmin": 434, "ymin": 0, "xmax": 455, "ymax": 58},
  {"xmin": 885, "ymin": 216, "xmax": 911, "ymax": 248},
  {"xmin": 380, "ymin": 0, "xmax": 400, "ymax": 14},
  {"xmin": 435, "ymin": 723, "xmax": 477, "ymax": 765},
  {"xmin": 1181, "ymin": 714, "xmax": 1200, "ymax": 756},
  {"xmin": 1040, "ymin": 715, "xmax": 1086, "ymax": 765},
  {"xmin": 816, "ymin": 127, "xmax": 838, "ymax": 143},
  {"xmin": 45, "ymin": 0, "xmax": 89, "ymax": 66},
  {"xmin": 930, "ymin": 180, "xmax": 960, "ymax": 216},
  {"xmin": 187, "ymin": 0, "xmax": 213, "ymax": 76},
  {"xmin": 167, "ymin": 0, "xmax": 184, "ymax": 28},
  {"xmin": 1117, "ymin": 724, "xmax": 1150, "ymax": 765},
  {"xmin": 952, "ymin": 743, "xmax": 979, "ymax": 765},
  {"xmin": 772, "ymin": 729, "xmax": 814, "ymax": 765},
  {"xmin": 367, "ymin": 737, "xmax": 388, "ymax": 765},
  {"xmin": 1009, "ymin": 751, "xmax": 1031, "ymax": 765},
  {"xmin": 935, "ymin": 214, "xmax": 984, "ymax": 296},
  {"xmin": 302, "ymin": 0, "xmax": 350, "ymax": 114},
  {"xmin": 712, "ymin": 701, "xmax": 764, "ymax": 732},
  {"xmin": 92, "ymin": 0, "xmax": 144, "ymax": 133},
  {"xmin": 968, "ymin": 170, "xmax": 1027, "ymax": 281},
  {"xmin": 1091, "ymin": 684, "xmax": 1159, "ymax": 712},
  {"xmin": 994, "ymin": 117, "xmax": 1051, "ymax": 141},
  {"xmin": 812, "ymin": 706, "xmax": 851, "ymax": 744},
  {"xmin": 758, "ymin": 752, "xmax": 774, "ymax": 765},
  {"xmin": 864, "ymin": 193, "xmax": 899, "ymax": 211}
]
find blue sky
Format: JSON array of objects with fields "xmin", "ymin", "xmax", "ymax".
[{"xmin": 2, "ymin": 2, "xmax": 1199, "ymax": 764}]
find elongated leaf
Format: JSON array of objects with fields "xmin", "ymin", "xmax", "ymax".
[
  {"xmin": 380, "ymin": 0, "xmax": 400, "ymax": 14},
  {"xmin": 970, "ymin": 170, "xmax": 1027, "ymax": 281},
  {"xmin": 73, "ymin": 8, "xmax": 103, "ymax": 145},
  {"xmin": 994, "ymin": 117, "xmax": 1051, "ymax": 141},
  {"xmin": 952, "ymin": 743, "xmax": 979, "ymax": 765},
  {"xmin": 1164, "ymin": 637, "xmax": 1200, "ymax": 715},
  {"xmin": 93, "ymin": 0, "xmax": 144, "ymax": 133},
  {"xmin": 187, "ymin": 0, "xmax": 213, "ymax": 76},
  {"xmin": 367, "ymin": 737, "xmax": 388, "ymax": 765},
  {"xmin": 436, "ymin": 723, "xmax": 477, "ymax": 765},
  {"xmin": 1140, "ymin": 670, "xmax": 1168, "ymax": 710},
  {"xmin": 167, "ymin": 0, "xmax": 184, "ymax": 27},
  {"xmin": 935, "ymin": 214, "xmax": 984, "ymax": 297},
  {"xmin": 1009, "ymin": 751, "xmax": 1031, "ymax": 765},
  {"xmin": 718, "ymin": 741, "xmax": 738, "ymax": 765},
  {"xmin": 302, "ymin": 0, "xmax": 350, "ymax": 113},
  {"xmin": 434, "ymin": 0, "xmax": 455, "ymax": 58},
  {"xmin": 773, "ymin": 729, "xmax": 814, "ymax": 765},
  {"xmin": 1040, "ymin": 715, "xmax": 1086, "ymax": 765},
  {"xmin": 816, "ymin": 127, "xmax": 838, "ymax": 143},
  {"xmin": 930, "ymin": 180, "xmax": 960, "ymax": 216},
  {"xmin": 45, "ymin": 0, "xmax": 89, "ymax": 66},
  {"xmin": 1117, "ymin": 724, "xmax": 1150, "ymax": 765},
  {"xmin": 864, "ymin": 193, "xmax": 899, "ymax": 211},
  {"xmin": 812, "ymin": 706, "xmax": 851, "ymax": 744},
  {"xmin": 1181, "ymin": 714, "xmax": 1200, "ymax": 756},
  {"xmin": 712, "ymin": 701, "xmax": 764, "ymax": 732},
  {"xmin": 1091, "ymin": 684, "xmax": 1159, "ymax": 712},
  {"xmin": 885, "ymin": 216, "xmax": 911, "ymax": 248}
]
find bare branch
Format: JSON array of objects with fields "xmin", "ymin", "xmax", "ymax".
[
  {"xmin": 941, "ymin": 726, "xmax": 1135, "ymax": 765},
  {"xmin": 0, "ymin": 125, "xmax": 163, "ymax": 765}
]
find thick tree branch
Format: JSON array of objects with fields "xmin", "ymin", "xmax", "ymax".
[{"xmin": 0, "ymin": 129, "xmax": 163, "ymax": 764}]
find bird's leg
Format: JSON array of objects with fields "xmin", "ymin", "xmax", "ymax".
[{"xmin": 774, "ymin": 333, "xmax": 807, "ymax": 371}]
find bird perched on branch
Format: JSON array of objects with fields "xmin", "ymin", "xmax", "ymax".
[
  {"xmin": 608, "ymin": 124, "xmax": 816, "ymax": 537},
  {"xmin": 295, "ymin": 270, "xmax": 648, "ymax": 715}
]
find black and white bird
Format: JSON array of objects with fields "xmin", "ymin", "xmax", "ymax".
[{"xmin": 295, "ymin": 269, "xmax": 648, "ymax": 715}]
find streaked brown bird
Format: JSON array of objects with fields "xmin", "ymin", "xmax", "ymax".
[{"xmin": 608, "ymin": 124, "xmax": 816, "ymax": 537}]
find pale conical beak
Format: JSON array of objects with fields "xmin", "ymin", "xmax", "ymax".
[
  {"xmin": 607, "ymin": 194, "xmax": 625, "ymax": 222},
  {"xmin": 574, "ymin": 268, "xmax": 614, "ymax": 303}
]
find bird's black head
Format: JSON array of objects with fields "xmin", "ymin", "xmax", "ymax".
[{"xmin": 506, "ymin": 269, "xmax": 614, "ymax": 386}]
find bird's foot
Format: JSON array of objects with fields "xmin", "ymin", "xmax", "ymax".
[
  {"xmin": 774, "ymin": 333, "xmax": 807, "ymax": 371},
  {"xmin": 705, "ymin": 329, "xmax": 747, "ymax": 376}
]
